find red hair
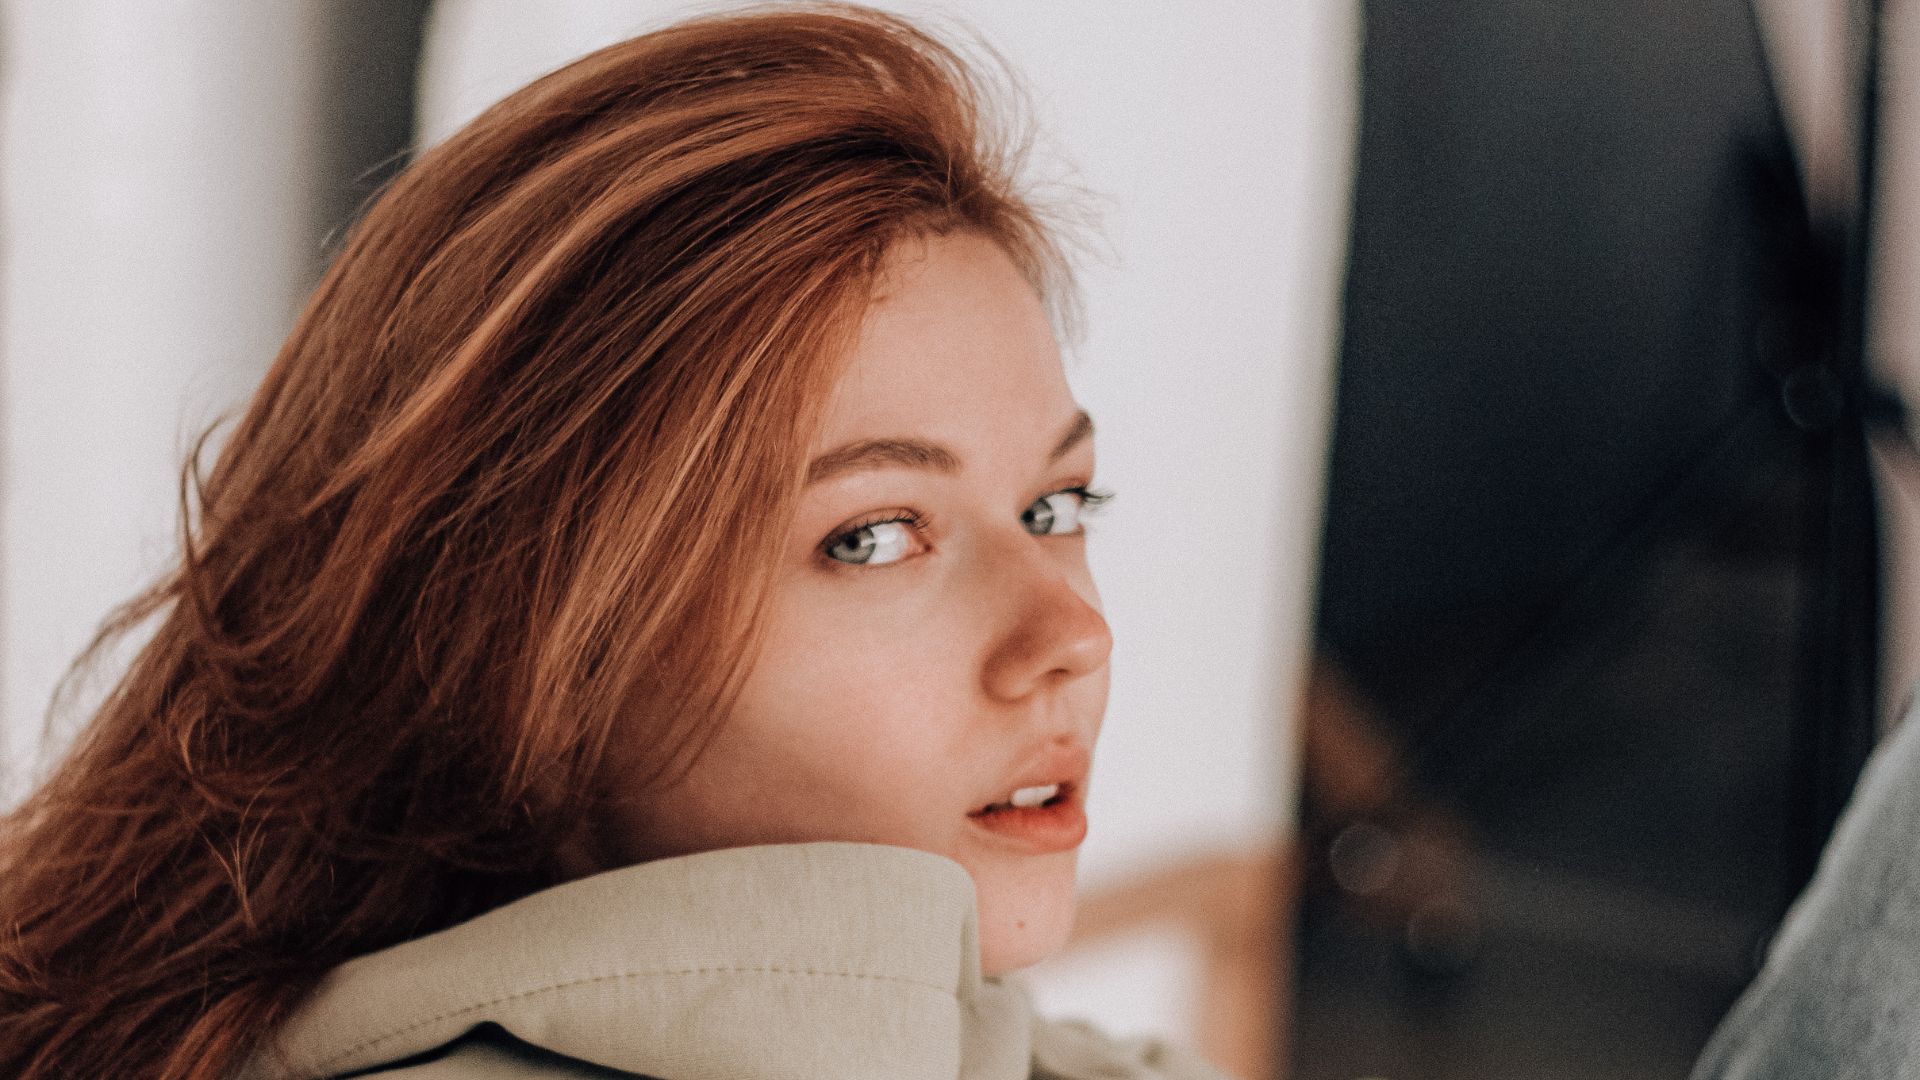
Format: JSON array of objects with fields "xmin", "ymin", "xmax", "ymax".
[{"xmin": 0, "ymin": 6, "xmax": 1071, "ymax": 1077}]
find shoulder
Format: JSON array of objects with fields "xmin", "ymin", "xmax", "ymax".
[
  {"xmin": 1030, "ymin": 1016, "xmax": 1233, "ymax": 1080},
  {"xmin": 1691, "ymin": 703, "xmax": 1920, "ymax": 1080}
]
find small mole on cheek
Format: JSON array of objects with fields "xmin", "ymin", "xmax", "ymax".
[{"xmin": 1016, "ymin": 920, "xmax": 1026, "ymax": 930}]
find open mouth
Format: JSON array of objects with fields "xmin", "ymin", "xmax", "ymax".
[
  {"xmin": 965, "ymin": 780, "xmax": 1087, "ymax": 853},
  {"xmin": 969, "ymin": 780, "xmax": 1074, "ymax": 817}
]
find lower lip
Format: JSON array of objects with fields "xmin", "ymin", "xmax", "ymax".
[{"xmin": 966, "ymin": 794, "xmax": 1088, "ymax": 854}]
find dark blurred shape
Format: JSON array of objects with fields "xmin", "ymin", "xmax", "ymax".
[
  {"xmin": 313, "ymin": 0, "xmax": 436, "ymax": 265},
  {"xmin": 1295, "ymin": 0, "xmax": 1882, "ymax": 1075}
]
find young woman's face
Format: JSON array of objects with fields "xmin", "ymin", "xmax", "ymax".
[{"xmin": 607, "ymin": 230, "xmax": 1111, "ymax": 976}]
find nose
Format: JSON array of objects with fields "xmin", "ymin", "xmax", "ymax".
[{"xmin": 980, "ymin": 549, "xmax": 1113, "ymax": 703}]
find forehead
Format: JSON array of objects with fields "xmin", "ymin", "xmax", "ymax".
[{"xmin": 815, "ymin": 231, "xmax": 1071, "ymax": 448}]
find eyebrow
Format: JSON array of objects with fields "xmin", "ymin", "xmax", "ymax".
[{"xmin": 805, "ymin": 408, "xmax": 1094, "ymax": 486}]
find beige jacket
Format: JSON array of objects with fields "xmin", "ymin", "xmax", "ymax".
[{"xmin": 237, "ymin": 841, "xmax": 1231, "ymax": 1080}]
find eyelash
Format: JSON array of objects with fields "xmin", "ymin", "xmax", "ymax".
[
  {"xmin": 820, "ymin": 485, "xmax": 1115, "ymax": 568},
  {"xmin": 1056, "ymin": 485, "xmax": 1116, "ymax": 517}
]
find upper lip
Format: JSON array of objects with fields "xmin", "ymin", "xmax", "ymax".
[{"xmin": 969, "ymin": 741, "xmax": 1092, "ymax": 814}]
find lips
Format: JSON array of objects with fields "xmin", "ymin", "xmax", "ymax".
[
  {"xmin": 967, "ymin": 737, "xmax": 1090, "ymax": 849},
  {"xmin": 966, "ymin": 781, "xmax": 1088, "ymax": 853},
  {"xmin": 1007, "ymin": 784, "xmax": 1060, "ymax": 808},
  {"xmin": 975, "ymin": 745, "xmax": 1098, "ymax": 810},
  {"xmin": 971, "ymin": 780, "xmax": 1075, "ymax": 816}
]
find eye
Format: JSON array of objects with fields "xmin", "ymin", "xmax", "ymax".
[
  {"xmin": 823, "ymin": 516, "xmax": 924, "ymax": 567},
  {"xmin": 1022, "ymin": 486, "xmax": 1113, "ymax": 537}
]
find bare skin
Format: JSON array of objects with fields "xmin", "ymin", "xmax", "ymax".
[{"xmin": 601, "ymin": 230, "xmax": 1113, "ymax": 976}]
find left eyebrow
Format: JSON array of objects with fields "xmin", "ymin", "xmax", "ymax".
[
  {"xmin": 1048, "ymin": 408, "xmax": 1095, "ymax": 462},
  {"xmin": 805, "ymin": 408, "xmax": 1095, "ymax": 486}
]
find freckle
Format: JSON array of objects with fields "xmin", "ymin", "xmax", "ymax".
[{"xmin": 1016, "ymin": 920, "xmax": 1026, "ymax": 929}]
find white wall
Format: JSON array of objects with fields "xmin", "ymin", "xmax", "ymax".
[
  {"xmin": 0, "ymin": 1, "xmax": 326, "ymax": 798},
  {"xmin": 422, "ymin": 0, "xmax": 1356, "ymax": 1045},
  {"xmin": 1754, "ymin": 0, "xmax": 1855, "ymax": 213},
  {"xmin": 1757, "ymin": 0, "xmax": 1920, "ymax": 727},
  {"xmin": 1873, "ymin": 1, "xmax": 1920, "ymax": 722}
]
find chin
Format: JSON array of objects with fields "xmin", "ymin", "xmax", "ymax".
[{"xmin": 969, "ymin": 850, "xmax": 1081, "ymax": 977}]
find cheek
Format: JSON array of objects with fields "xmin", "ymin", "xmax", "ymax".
[
  {"xmin": 714, "ymin": 594, "xmax": 980, "ymax": 833},
  {"xmin": 753, "ymin": 572, "xmax": 982, "ymax": 721}
]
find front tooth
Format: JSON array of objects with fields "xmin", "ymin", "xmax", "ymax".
[{"xmin": 1010, "ymin": 784, "xmax": 1060, "ymax": 809}]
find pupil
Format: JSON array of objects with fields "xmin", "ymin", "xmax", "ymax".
[{"xmin": 837, "ymin": 529, "xmax": 875, "ymax": 562}]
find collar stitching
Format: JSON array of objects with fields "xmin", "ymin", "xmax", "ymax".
[{"xmin": 308, "ymin": 964, "xmax": 959, "ymax": 1075}]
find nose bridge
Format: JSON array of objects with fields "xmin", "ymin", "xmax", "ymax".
[{"xmin": 978, "ymin": 528, "xmax": 1113, "ymax": 701}]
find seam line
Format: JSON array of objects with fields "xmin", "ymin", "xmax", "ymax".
[{"xmin": 310, "ymin": 964, "xmax": 954, "ymax": 1073}]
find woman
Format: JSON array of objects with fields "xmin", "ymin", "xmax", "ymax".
[{"xmin": 0, "ymin": 4, "xmax": 1230, "ymax": 1079}]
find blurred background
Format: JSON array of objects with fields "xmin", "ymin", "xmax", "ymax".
[{"xmin": 0, "ymin": 2, "xmax": 1914, "ymax": 1079}]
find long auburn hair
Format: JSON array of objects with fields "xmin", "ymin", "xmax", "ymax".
[{"xmin": 0, "ymin": 6, "xmax": 1071, "ymax": 1077}]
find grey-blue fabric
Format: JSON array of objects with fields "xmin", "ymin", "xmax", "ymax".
[{"xmin": 1693, "ymin": 691, "xmax": 1920, "ymax": 1080}]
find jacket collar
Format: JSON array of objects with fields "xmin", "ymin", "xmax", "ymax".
[{"xmin": 240, "ymin": 842, "xmax": 1035, "ymax": 1080}]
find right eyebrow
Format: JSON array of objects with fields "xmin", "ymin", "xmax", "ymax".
[{"xmin": 804, "ymin": 438, "xmax": 963, "ymax": 486}]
